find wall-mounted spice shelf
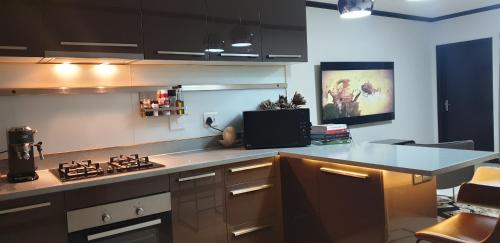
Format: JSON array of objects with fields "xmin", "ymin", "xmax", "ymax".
[{"xmin": 139, "ymin": 86, "xmax": 186, "ymax": 118}]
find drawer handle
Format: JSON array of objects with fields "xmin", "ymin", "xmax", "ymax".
[
  {"xmin": 320, "ymin": 167, "xmax": 369, "ymax": 179},
  {"xmin": 219, "ymin": 53, "xmax": 259, "ymax": 58},
  {"xmin": 178, "ymin": 172, "xmax": 216, "ymax": 182},
  {"xmin": 266, "ymin": 54, "xmax": 302, "ymax": 59},
  {"xmin": 0, "ymin": 45, "xmax": 28, "ymax": 51},
  {"xmin": 0, "ymin": 202, "xmax": 51, "ymax": 215},
  {"xmin": 232, "ymin": 225, "xmax": 271, "ymax": 237},
  {"xmin": 229, "ymin": 162, "xmax": 273, "ymax": 173},
  {"xmin": 157, "ymin": 51, "xmax": 206, "ymax": 56},
  {"xmin": 231, "ymin": 184, "xmax": 272, "ymax": 196},
  {"xmin": 60, "ymin": 42, "xmax": 138, "ymax": 48}
]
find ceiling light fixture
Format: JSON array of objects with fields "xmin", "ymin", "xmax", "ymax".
[{"xmin": 338, "ymin": 0, "xmax": 374, "ymax": 19}]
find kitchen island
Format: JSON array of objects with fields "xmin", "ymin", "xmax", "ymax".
[{"xmin": 0, "ymin": 143, "xmax": 497, "ymax": 243}]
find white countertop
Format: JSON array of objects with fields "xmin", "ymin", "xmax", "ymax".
[
  {"xmin": 0, "ymin": 143, "xmax": 497, "ymax": 202},
  {"xmin": 280, "ymin": 143, "xmax": 498, "ymax": 175}
]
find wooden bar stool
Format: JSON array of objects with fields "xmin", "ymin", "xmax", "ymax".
[{"xmin": 415, "ymin": 167, "xmax": 500, "ymax": 243}]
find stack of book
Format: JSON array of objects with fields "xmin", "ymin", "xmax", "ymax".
[{"xmin": 311, "ymin": 124, "xmax": 351, "ymax": 145}]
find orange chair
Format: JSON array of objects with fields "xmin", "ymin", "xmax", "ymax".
[{"xmin": 415, "ymin": 167, "xmax": 500, "ymax": 243}]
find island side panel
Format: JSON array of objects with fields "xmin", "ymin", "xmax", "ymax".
[{"xmin": 382, "ymin": 171, "xmax": 437, "ymax": 243}]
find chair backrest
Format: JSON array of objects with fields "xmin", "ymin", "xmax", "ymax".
[
  {"xmin": 410, "ymin": 140, "xmax": 475, "ymax": 150},
  {"xmin": 407, "ymin": 140, "xmax": 475, "ymax": 189}
]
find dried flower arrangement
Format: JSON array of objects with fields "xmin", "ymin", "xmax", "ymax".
[{"xmin": 259, "ymin": 92, "xmax": 306, "ymax": 110}]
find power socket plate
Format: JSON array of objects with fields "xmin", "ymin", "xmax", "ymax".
[{"xmin": 203, "ymin": 112, "xmax": 218, "ymax": 128}]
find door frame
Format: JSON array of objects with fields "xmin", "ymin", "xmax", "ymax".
[{"xmin": 436, "ymin": 37, "xmax": 494, "ymax": 146}]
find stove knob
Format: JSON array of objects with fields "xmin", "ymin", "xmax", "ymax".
[
  {"xmin": 136, "ymin": 207, "xmax": 145, "ymax": 216},
  {"xmin": 102, "ymin": 213, "xmax": 112, "ymax": 223}
]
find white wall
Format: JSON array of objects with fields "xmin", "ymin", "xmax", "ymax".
[
  {"xmin": 0, "ymin": 64, "xmax": 286, "ymax": 158},
  {"xmin": 287, "ymin": 7, "xmax": 436, "ymax": 143},
  {"xmin": 431, "ymin": 9, "xmax": 500, "ymax": 152}
]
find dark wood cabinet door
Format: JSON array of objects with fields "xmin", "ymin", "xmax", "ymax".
[
  {"xmin": 170, "ymin": 167, "xmax": 227, "ymax": 243},
  {"xmin": 0, "ymin": 0, "xmax": 44, "ymax": 57},
  {"xmin": 0, "ymin": 193, "xmax": 67, "ymax": 243},
  {"xmin": 142, "ymin": 0, "xmax": 208, "ymax": 61},
  {"xmin": 42, "ymin": 0, "xmax": 143, "ymax": 53},
  {"xmin": 261, "ymin": 0, "xmax": 307, "ymax": 62},
  {"xmin": 206, "ymin": 0, "xmax": 262, "ymax": 62},
  {"xmin": 317, "ymin": 163, "xmax": 386, "ymax": 243},
  {"xmin": 280, "ymin": 157, "xmax": 325, "ymax": 243}
]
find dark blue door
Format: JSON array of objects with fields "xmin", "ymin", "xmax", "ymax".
[{"xmin": 437, "ymin": 38, "xmax": 494, "ymax": 151}]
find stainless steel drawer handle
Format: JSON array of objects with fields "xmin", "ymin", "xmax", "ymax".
[
  {"xmin": 157, "ymin": 51, "xmax": 206, "ymax": 56},
  {"xmin": 0, "ymin": 45, "xmax": 28, "ymax": 51},
  {"xmin": 219, "ymin": 53, "xmax": 259, "ymax": 58},
  {"xmin": 178, "ymin": 172, "xmax": 216, "ymax": 182},
  {"xmin": 87, "ymin": 219, "xmax": 162, "ymax": 241},
  {"xmin": 320, "ymin": 167, "xmax": 369, "ymax": 179},
  {"xmin": 229, "ymin": 162, "xmax": 273, "ymax": 173},
  {"xmin": 267, "ymin": 54, "xmax": 302, "ymax": 59},
  {"xmin": 232, "ymin": 225, "xmax": 271, "ymax": 237},
  {"xmin": 230, "ymin": 184, "xmax": 272, "ymax": 196},
  {"xmin": 60, "ymin": 42, "xmax": 138, "ymax": 48},
  {"xmin": 0, "ymin": 202, "xmax": 51, "ymax": 215}
]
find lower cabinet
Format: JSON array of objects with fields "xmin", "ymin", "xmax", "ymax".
[
  {"xmin": 281, "ymin": 157, "xmax": 387, "ymax": 243},
  {"xmin": 170, "ymin": 167, "xmax": 228, "ymax": 243},
  {"xmin": 317, "ymin": 162, "xmax": 386, "ymax": 243},
  {"xmin": 0, "ymin": 193, "xmax": 67, "ymax": 243}
]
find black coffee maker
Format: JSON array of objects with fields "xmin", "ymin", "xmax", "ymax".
[{"xmin": 7, "ymin": 126, "xmax": 44, "ymax": 183}]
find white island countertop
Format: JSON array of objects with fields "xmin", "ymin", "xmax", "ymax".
[
  {"xmin": 0, "ymin": 143, "xmax": 497, "ymax": 202},
  {"xmin": 280, "ymin": 143, "xmax": 499, "ymax": 176}
]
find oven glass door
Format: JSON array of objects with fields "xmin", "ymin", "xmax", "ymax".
[{"xmin": 69, "ymin": 213, "xmax": 172, "ymax": 243}]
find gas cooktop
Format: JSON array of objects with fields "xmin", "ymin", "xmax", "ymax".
[{"xmin": 50, "ymin": 154, "xmax": 164, "ymax": 182}]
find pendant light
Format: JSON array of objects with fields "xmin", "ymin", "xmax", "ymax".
[{"xmin": 338, "ymin": 0, "xmax": 374, "ymax": 19}]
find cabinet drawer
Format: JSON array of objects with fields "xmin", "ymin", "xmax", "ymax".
[
  {"xmin": 65, "ymin": 174, "xmax": 170, "ymax": 210},
  {"xmin": 226, "ymin": 178, "xmax": 278, "ymax": 225},
  {"xmin": 0, "ymin": 193, "xmax": 67, "ymax": 243},
  {"xmin": 225, "ymin": 157, "xmax": 276, "ymax": 186},
  {"xmin": 228, "ymin": 218, "xmax": 282, "ymax": 243}
]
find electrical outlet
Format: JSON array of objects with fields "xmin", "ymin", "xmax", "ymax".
[{"xmin": 203, "ymin": 112, "xmax": 218, "ymax": 128}]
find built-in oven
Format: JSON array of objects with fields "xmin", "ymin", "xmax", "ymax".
[{"xmin": 67, "ymin": 192, "xmax": 172, "ymax": 243}]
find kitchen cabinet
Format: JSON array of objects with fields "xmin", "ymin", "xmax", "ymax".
[
  {"xmin": 206, "ymin": 0, "xmax": 262, "ymax": 62},
  {"xmin": 317, "ymin": 162, "xmax": 386, "ymax": 243},
  {"xmin": 224, "ymin": 157, "xmax": 283, "ymax": 243},
  {"xmin": 0, "ymin": 193, "xmax": 67, "ymax": 243},
  {"xmin": 280, "ymin": 157, "xmax": 325, "ymax": 243},
  {"xmin": 142, "ymin": 0, "xmax": 208, "ymax": 61},
  {"xmin": 42, "ymin": 0, "xmax": 143, "ymax": 54},
  {"xmin": 0, "ymin": 0, "xmax": 44, "ymax": 57},
  {"xmin": 261, "ymin": 0, "xmax": 308, "ymax": 62},
  {"xmin": 170, "ymin": 167, "xmax": 227, "ymax": 243},
  {"xmin": 281, "ymin": 157, "xmax": 387, "ymax": 243}
]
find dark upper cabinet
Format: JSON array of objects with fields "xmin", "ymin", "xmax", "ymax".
[
  {"xmin": 42, "ymin": 0, "xmax": 143, "ymax": 54},
  {"xmin": 142, "ymin": 0, "xmax": 208, "ymax": 61},
  {"xmin": 0, "ymin": 0, "xmax": 44, "ymax": 57},
  {"xmin": 0, "ymin": 193, "xmax": 67, "ymax": 243},
  {"xmin": 261, "ymin": 0, "xmax": 308, "ymax": 62},
  {"xmin": 206, "ymin": 0, "xmax": 262, "ymax": 62}
]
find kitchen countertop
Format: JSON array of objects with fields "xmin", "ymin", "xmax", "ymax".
[{"xmin": 0, "ymin": 143, "xmax": 497, "ymax": 202}]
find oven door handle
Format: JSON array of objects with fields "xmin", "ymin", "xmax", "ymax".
[{"xmin": 87, "ymin": 219, "xmax": 162, "ymax": 241}]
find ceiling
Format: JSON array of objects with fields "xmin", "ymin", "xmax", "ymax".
[{"xmin": 318, "ymin": 0, "xmax": 500, "ymax": 18}]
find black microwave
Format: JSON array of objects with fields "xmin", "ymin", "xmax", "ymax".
[{"xmin": 243, "ymin": 109, "xmax": 312, "ymax": 149}]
